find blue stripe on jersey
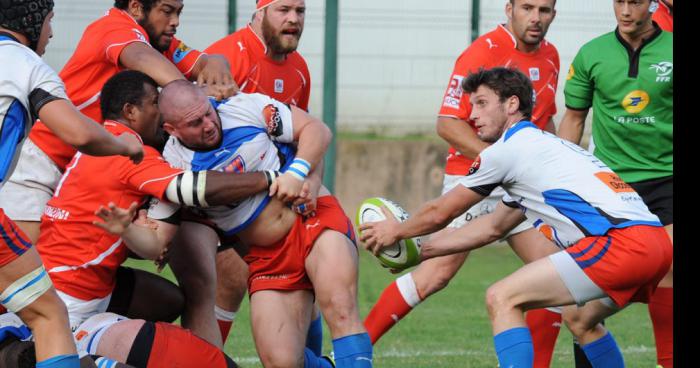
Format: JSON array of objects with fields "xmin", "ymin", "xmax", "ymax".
[
  {"xmin": 504, "ymin": 120, "xmax": 538, "ymax": 142},
  {"xmin": 0, "ymin": 99, "xmax": 28, "ymax": 184},
  {"xmin": 0, "ymin": 35, "xmax": 17, "ymax": 42},
  {"xmin": 542, "ymin": 189, "xmax": 662, "ymax": 236},
  {"xmin": 190, "ymin": 126, "xmax": 266, "ymax": 171},
  {"xmin": 208, "ymin": 97, "xmax": 230, "ymax": 111}
]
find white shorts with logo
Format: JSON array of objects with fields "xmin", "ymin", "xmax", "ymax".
[
  {"xmin": 0, "ymin": 139, "xmax": 62, "ymax": 221},
  {"xmin": 57, "ymin": 290, "xmax": 112, "ymax": 332},
  {"xmin": 441, "ymin": 174, "xmax": 532, "ymax": 236}
]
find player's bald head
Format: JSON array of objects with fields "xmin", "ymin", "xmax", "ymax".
[{"xmin": 158, "ymin": 80, "xmax": 208, "ymax": 125}]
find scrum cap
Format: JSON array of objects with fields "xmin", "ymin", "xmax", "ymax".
[{"xmin": 0, "ymin": 0, "xmax": 54, "ymax": 51}]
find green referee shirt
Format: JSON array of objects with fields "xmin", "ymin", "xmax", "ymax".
[{"xmin": 565, "ymin": 23, "xmax": 672, "ymax": 183}]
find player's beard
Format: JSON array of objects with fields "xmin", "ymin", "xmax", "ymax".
[
  {"xmin": 139, "ymin": 19, "xmax": 171, "ymax": 53},
  {"xmin": 261, "ymin": 14, "xmax": 301, "ymax": 55}
]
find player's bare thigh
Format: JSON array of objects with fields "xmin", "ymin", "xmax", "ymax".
[
  {"xmin": 94, "ymin": 319, "xmax": 144, "ymax": 362},
  {"xmin": 305, "ymin": 229, "xmax": 364, "ymax": 338},
  {"xmin": 0, "ymin": 247, "xmax": 44, "ymax": 290},
  {"xmin": 250, "ymin": 289, "xmax": 314, "ymax": 367},
  {"xmin": 507, "ymin": 228, "xmax": 561, "ymax": 264}
]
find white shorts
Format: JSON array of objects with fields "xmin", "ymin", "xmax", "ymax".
[
  {"xmin": 56, "ymin": 290, "xmax": 112, "ymax": 332},
  {"xmin": 0, "ymin": 139, "xmax": 62, "ymax": 221},
  {"xmin": 441, "ymin": 174, "xmax": 532, "ymax": 235},
  {"xmin": 73, "ymin": 312, "xmax": 128, "ymax": 357},
  {"xmin": 548, "ymin": 251, "xmax": 617, "ymax": 308}
]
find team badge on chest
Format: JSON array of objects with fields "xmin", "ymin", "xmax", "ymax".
[{"xmin": 274, "ymin": 79, "xmax": 284, "ymax": 93}]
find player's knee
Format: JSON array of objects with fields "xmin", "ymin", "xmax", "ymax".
[
  {"xmin": 318, "ymin": 291, "xmax": 357, "ymax": 327},
  {"xmin": 259, "ymin": 349, "xmax": 303, "ymax": 368},
  {"xmin": 484, "ymin": 283, "xmax": 514, "ymax": 318},
  {"xmin": 562, "ymin": 311, "xmax": 597, "ymax": 339}
]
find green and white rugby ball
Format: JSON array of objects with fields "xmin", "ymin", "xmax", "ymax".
[{"xmin": 356, "ymin": 197, "xmax": 422, "ymax": 270}]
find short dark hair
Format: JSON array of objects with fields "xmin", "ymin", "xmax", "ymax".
[
  {"xmin": 509, "ymin": 0, "xmax": 557, "ymax": 5},
  {"xmin": 114, "ymin": 0, "xmax": 159, "ymax": 13},
  {"xmin": 462, "ymin": 67, "xmax": 534, "ymax": 120},
  {"xmin": 100, "ymin": 70, "xmax": 158, "ymax": 121}
]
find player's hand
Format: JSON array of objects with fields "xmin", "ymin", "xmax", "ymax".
[
  {"xmin": 358, "ymin": 206, "xmax": 401, "ymax": 256},
  {"xmin": 93, "ymin": 202, "xmax": 138, "ymax": 235},
  {"xmin": 118, "ymin": 133, "xmax": 144, "ymax": 164},
  {"xmin": 197, "ymin": 55, "xmax": 238, "ymax": 100},
  {"xmin": 292, "ymin": 176, "xmax": 321, "ymax": 217},
  {"xmin": 133, "ymin": 209, "xmax": 159, "ymax": 230},
  {"xmin": 269, "ymin": 172, "xmax": 304, "ymax": 203}
]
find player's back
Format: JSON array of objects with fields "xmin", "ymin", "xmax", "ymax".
[{"xmin": 479, "ymin": 122, "xmax": 661, "ymax": 247}]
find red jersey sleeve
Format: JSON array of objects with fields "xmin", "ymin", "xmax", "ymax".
[
  {"xmin": 438, "ymin": 38, "xmax": 495, "ymax": 121},
  {"xmin": 205, "ymin": 34, "xmax": 251, "ymax": 87},
  {"xmin": 119, "ymin": 146, "xmax": 183, "ymax": 199},
  {"xmin": 165, "ymin": 37, "xmax": 204, "ymax": 78},
  {"xmin": 297, "ymin": 61, "xmax": 311, "ymax": 112},
  {"xmin": 102, "ymin": 26, "xmax": 150, "ymax": 66}
]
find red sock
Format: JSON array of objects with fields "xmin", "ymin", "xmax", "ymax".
[
  {"xmin": 215, "ymin": 306, "xmax": 236, "ymax": 343},
  {"xmin": 527, "ymin": 308, "xmax": 562, "ymax": 368},
  {"xmin": 364, "ymin": 274, "xmax": 421, "ymax": 344},
  {"xmin": 649, "ymin": 287, "xmax": 673, "ymax": 368}
]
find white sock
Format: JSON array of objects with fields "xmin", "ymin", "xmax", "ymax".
[{"xmin": 396, "ymin": 273, "xmax": 421, "ymax": 307}]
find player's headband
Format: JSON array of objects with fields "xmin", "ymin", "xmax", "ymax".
[{"xmin": 256, "ymin": 0, "xmax": 281, "ymax": 11}]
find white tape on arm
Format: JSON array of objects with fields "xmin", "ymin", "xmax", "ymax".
[
  {"xmin": 165, "ymin": 171, "xmax": 209, "ymax": 207},
  {"xmin": 0, "ymin": 266, "xmax": 52, "ymax": 313}
]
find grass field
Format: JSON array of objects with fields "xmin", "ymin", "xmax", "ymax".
[{"xmin": 125, "ymin": 243, "xmax": 657, "ymax": 367}]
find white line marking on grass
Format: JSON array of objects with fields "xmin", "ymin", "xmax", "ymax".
[{"xmin": 232, "ymin": 345, "xmax": 655, "ymax": 364}]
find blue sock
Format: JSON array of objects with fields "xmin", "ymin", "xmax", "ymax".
[
  {"xmin": 332, "ymin": 333, "xmax": 373, "ymax": 368},
  {"xmin": 36, "ymin": 354, "xmax": 80, "ymax": 368},
  {"xmin": 304, "ymin": 347, "xmax": 334, "ymax": 368},
  {"xmin": 93, "ymin": 356, "xmax": 123, "ymax": 368},
  {"xmin": 306, "ymin": 315, "xmax": 324, "ymax": 356},
  {"xmin": 493, "ymin": 327, "xmax": 534, "ymax": 368},
  {"xmin": 581, "ymin": 332, "xmax": 625, "ymax": 368}
]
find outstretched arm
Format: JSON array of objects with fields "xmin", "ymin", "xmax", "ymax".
[
  {"xmin": 420, "ymin": 202, "xmax": 526, "ymax": 260},
  {"xmin": 359, "ymin": 185, "xmax": 484, "ymax": 255},
  {"xmin": 38, "ymin": 100, "xmax": 143, "ymax": 163},
  {"xmin": 94, "ymin": 202, "xmax": 178, "ymax": 260}
]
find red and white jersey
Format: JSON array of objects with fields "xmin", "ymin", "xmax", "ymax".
[
  {"xmin": 28, "ymin": 8, "xmax": 204, "ymax": 170},
  {"xmin": 36, "ymin": 122, "xmax": 182, "ymax": 300},
  {"xmin": 439, "ymin": 25, "xmax": 560, "ymax": 175},
  {"xmin": 205, "ymin": 25, "xmax": 311, "ymax": 111},
  {"xmin": 457, "ymin": 121, "xmax": 661, "ymax": 249}
]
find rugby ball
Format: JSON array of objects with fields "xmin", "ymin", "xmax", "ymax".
[{"xmin": 356, "ymin": 197, "xmax": 422, "ymax": 270}]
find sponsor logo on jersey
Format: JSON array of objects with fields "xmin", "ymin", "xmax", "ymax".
[
  {"xmin": 621, "ymin": 90, "xmax": 650, "ymax": 114},
  {"xmin": 467, "ymin": 156, "xmax": 481, "ymax": 176},
  {"xmin": 529, "ymin": 67, "xmax": 540, "ymax": 81},
  {"xmin": 566, "ymin": 65, "xmax": 574, "ymax": 80},
  {"xmin": 274, "ymin": 79, "xmax": 284, "ymax": 93},
  {"xmin": 486, "ymin": 38, "xmax": 498, "ymax": 49},
  {"xmin": 649, "ymin": 61, "xmax": 672, "ymax": 82},
  {"xmin": 173, "ymin": 42, "xmax": 193, "ymax": 64},
  {"xmin": 223, "ymin": 155, "xmax": 246, "ymax": 173},
  {"xmin": 595, "ymin": 172, "xmax": 634, "ymax": 193},
  {"xmin": 443, "ymin": 75, "xmax": 464, "ymax": 109},
  {"xmin": 262, "ymin": 104, "xmax": 284, "ymax": 136},
  {"xmin": 133, "ymin": 28, "xmax": 147, "ymax": 43}
]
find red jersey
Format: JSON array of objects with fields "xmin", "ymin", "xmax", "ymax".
[
  {"xmin": 29, "ymin": 8, "xmax": 204, "ymax": 170},
  {"xmin": 652, "ymin": 1, "xmax": 673, "ymax": 32},
  {"xmin": 438, "ymin": 25, "xmax": 559, "ymax": 175},
  {"xmin": 205, "ymin": 25, "xmax": 311, "ymax": 111},
  {"xmin": 36, "ymin": 122, "xmax": 182, "ymax": 300}
]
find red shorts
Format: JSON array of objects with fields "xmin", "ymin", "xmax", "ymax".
[
  {"xmin": 565, "ymin": 225, "xmax": 672, "ymax": 306},
  {"xmin": 243, "ymin": 195, "xmax": 356, "ymax": 294},
  {"xmin": 0, "ymin": 209, "xmax": 32, "ymax": 267},
  {"xmin": 147, "ymin": 322, "xmax": 232, "ymax": 368}
]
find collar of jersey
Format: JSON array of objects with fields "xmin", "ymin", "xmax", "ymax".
[
  {"xmin": 496, "ymin": 24, "xmax": 549, "ymax": 56},
  {"xmin": 104, "ymin": 120, "xmax": 144, "ymax": 144},
  {"xmin": 0, "ymin": 32, "xmax": 20, "ymax": 43},
  {"xmin": 503, "ymin": 120, "xmax": 537, "ymax": 142}
]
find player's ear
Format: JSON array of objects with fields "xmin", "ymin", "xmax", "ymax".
[
  {"xmin": 128, "ymin": 0, "xmax": 145, "ymax": 20},
  {"xmin": 123, "ymin": 103, "xmax": 138, "ymax": 122},
  {"xmin": 507, "ymin": 95, "xmax": 520, "ymax": 115},
  {"xmin": 162, "ymin": 122, "xmax": 177, "ymax": 137},
  {"xmin": 505, "ymin": 0, "xmax": 514, "ymax": 20}
]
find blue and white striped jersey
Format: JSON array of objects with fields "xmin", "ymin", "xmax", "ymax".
[
  {"xmin": 457, "ymin": 120, "xmax": 662, "ymax": 249},
  {"xmin": 0, "ymin": 35, "xmax": 66, "ymax": 189},
  {"xmin": 151, "ymin": 92, "xmax": 296, "ymax": 234}
]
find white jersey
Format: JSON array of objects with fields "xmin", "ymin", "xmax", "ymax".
[
  {"xmin": 0, "ymin": 35, "xmax": 67, "ymax": 190},
  {"xmin": 457, "ymin": 121, "xmax": 661, "ymax": 249},
  {"xmin": 151, "ymin": 92, "xmax": 296, "ymax": 234}
]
